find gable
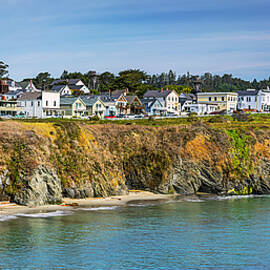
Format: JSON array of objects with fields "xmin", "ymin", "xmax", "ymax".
[
  {"xmin": 131, "ymin": 96, "xmax": 142, "ymax": 105},
  {"xmin": 94, "ymin": 99, "xmax": 105, "ymax": 107},
  {"xmin": 117, "ymin": 96, "xmax": 127, "ymax": 102},
  {"xmin": 75, "ymin": 80, "xmax": 84, "ymax": 86},
  {"xmin": 167, "ymin": 90, "xmax": 179, "ymax": 98},
  {"xmin": 152, "ymin": 99, "xmax": 163, "ymax": 107},
  {"xmin": 61, "ymin": 86, "xmax": 71, "ymax": 95},
  {"xmin": 73, "ymin": 98, "xmax": 86, "ymax": 109}
]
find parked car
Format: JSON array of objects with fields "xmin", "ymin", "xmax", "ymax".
[
  {"xmin": 105, "ymin": 115, "xmax": 116, "ymax": 119},
  {"xmin": 116, "ymin": 114, "xmax": 127, "ymax": 119},
  {"xmin": 126, "ymin": 115, "xmax": 135, "ymax": 119},
  {"xmin": 134, "ymin": 114, "xmax": 144, "ymax": 119}
]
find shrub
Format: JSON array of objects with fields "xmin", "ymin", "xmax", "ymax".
[
  {"xmin": 232, "ymin": 113, "xmax": 250, "ymax": 122},
  {"xmin": 89, "ymin": 115, "xmax": 100, "ymax": 121}
]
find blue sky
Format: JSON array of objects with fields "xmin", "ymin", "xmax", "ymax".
[{"xmin": 1, "ymin": 0, "xmax": 270, "ymax": 81}]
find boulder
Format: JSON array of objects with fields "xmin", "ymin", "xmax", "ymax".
[{"xmin": 11, "ymin": 166, "xmax": 62, "ymax": 206}]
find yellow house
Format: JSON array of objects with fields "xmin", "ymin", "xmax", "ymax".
[
  {"xmin": 197, "ymin": 92, "xmax": 238, "ymax": 112},
  {"xmin": 81, "ymin": 96, "xmax": 105, "ymax": 119},
  {"xmin": 60, "ymin": 97, "xmax": 86, "ymax": 118}
]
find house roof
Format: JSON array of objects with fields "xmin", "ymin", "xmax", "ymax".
[
  {"xmin": 141, "ymin": 98, "xmax": 162, "ymax": 108},
  {"xmin": 68, "ymin": 79, "xmax": 81, "ymax": 85},
  {"xmin": 52, "ymin": 79, "xmax": 81, "ymax": 86},
  {"xmin": 81, "ymin": 96, "xmax": 100, "ymax": 106},
  {"xmin": 51, "ymin": 85, "xmax": 67, "ymax": 92},
  {"xmin": 179, "ymin": 93, "xmax": 196, "ymax": 100},
  {"xmin": 4, "ymin": 89, "xmax": 23, "ymax": 95},
  {"xmin": 237, "ymin": 90, "xmax": 259, "ymax": 96},
  {"xmin": 125, "ymin": 95, "xmax": 142, "ymax": 105},
  {"xmin": 60, "ymin": 97, "xmax": 82, "ymax": 106},
  {"xmin": 17, "ymin": 92, "xmax": 41, "ymax": 101},
  {"xmin": 197, "ymin": 92, "xmax": 238, "ymax": 96},
  {"xmin": 16, "ymin": 81, "xmax": 29, "ymax": 89},
  {"xmin": 69, "ymin": 84, "xmax": 84, "ymax": 90},
  {"xmin": 143, "ymin": 90, "xmax": 173, "ymax": 98},
  {"xmin": 90, "ymin": 94, "xmax": 115, "ymax": 103},
  {"xmin": 179, "ymin": 93, "xmax": 197, "ymax": 106},
  {"xmin": 16, "ymin": 80, "xmax": 36, "ymax": 90},
  {"xmin": 111, "ymin": 90, "xmax": 125, "ymax": 96}
]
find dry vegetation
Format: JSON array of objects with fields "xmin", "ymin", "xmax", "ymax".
[{"xmin": 0, "ymin": 114, "xmax": 269, "ymax": 197}]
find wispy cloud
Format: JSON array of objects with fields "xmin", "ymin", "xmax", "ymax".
[{"xmin": 1, "ymin": 0, "xmax": 270, "ymax": 80}]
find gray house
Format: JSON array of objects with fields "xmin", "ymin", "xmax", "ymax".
[{"xmin": 141, "ymin": 98, "xmax": 166, "ymax": 116}]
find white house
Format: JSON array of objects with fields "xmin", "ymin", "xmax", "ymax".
[
  {"xmin": 69, "ymin": 84, "xmax": 90, "ymax": 94},
  {"xmin": 187, "ymin": 103, "xmax": 218, "ymax": 115},
  {"xmin": 141, "ymin": 98, "xmax": 166, "ymax": 116},
  {"xmin": 237, "ymin": 88, "xmax": 270, "ymax": 112},
  {"xmin": 96, "ymin": 95, "xmax": 118, "ymax": 117},
  {"xmin": 16, "ymin": 80, "xmax": 39, "ymax": 92},
  {"xmin": 51, "ymin": 85, "xmax": 72, "ymax": 96},
  {"xmin": 258, "ymin": 88, "xmax": 270, "ymax": 112},
  {"xmin": 179, "ymin": 93, "xmax": 197, "ymax": 112},
  {"xmin": 2, "ymin": 89, "xmax": 23, "ymax": 101},
  {"xmin": 51, "ymin": 79, "xmax": 90, "ymax": 94},
  {"xmin": 237, "ymin": 89, "xmax": 258, "ymax": 111},
  {"xmin": 42, "ymin": 91, "xmax": 61, "ymax": 118},
  {"xmin": 17, "ymin": 92, "xmax": 42, "ymax": 118},
  {"xmin": 197, "ymin": 92, "xmax": 238, "ymax": 113},
  {"xmin": 143, "ymin": 89, "xmax": 180, "ymax": 115}
]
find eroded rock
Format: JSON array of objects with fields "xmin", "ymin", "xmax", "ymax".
[{"xmin": 11, "ymin": 166, "xmax": 62, "ymax": 206}]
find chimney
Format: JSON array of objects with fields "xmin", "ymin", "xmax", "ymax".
[
  {"xmin": 166, "ymin": 88, "xmax": 168, "ymax": 91},
  {"xmin": 126, "ymin": 88, "xmax": 129, "ymax": 95},
  {"xmin": 161, "ymin": 88, "xmax": 163, "ymax": 93},
  {"xmin": 109, "ymin": 89, "xmax": 111, "ymax": 98},
  {"xmin": 30, "ymin": 80, "xmax": 33, "ymax": 90}
]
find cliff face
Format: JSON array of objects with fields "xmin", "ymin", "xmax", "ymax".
[{"xmin": 0, "ymin": 119, "xmax": 269, "ymax": 206}]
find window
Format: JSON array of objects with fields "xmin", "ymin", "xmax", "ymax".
[
  {"xmin": 31, "ymin": 101, "xmax": 34, "ymax": 107},
  {"xmin": 209, "ymin": 97, "xmax": 212, "ymax": 101},
  {"xmin": 46, "ymin": 101, "xmax": 48, "ymax": 106},
  {"xmin": 54, "ymin": 101, "xmax": 56, "ymax": 106},
  {"xmin": 38, "ymin": 101, "xmax": 40, "ymax": 107},
  {"xmin": 214, "ymin": 97, "xmax": 217, "ymax": 101},
  {"xmin": 222, "ymin": 97, "xmax": 225, "ymax": 101}
]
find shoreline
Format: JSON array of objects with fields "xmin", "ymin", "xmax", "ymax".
[
  {"xmin": 0, "ymin": 191, "xmax": 176, "ymax": 216},
  {"xmin": 0, "ymin": 191, "xmax": 264, "ymax": 217}
]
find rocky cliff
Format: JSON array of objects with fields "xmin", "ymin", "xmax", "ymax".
[{"xmin": 0, "ymin": 116, "xmax": 269, "ymax": 206}]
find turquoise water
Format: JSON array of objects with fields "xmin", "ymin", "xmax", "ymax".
[{"xmin": 0, "ymin": 195, "xmax": 270, "ymax": 269}]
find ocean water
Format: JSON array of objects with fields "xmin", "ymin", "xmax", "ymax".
[{"xmin": 0, "ymin": 195, "xmax": 270, "ymax": 269}]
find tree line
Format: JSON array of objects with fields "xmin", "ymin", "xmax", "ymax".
[{"xmin": 0, "ymin": 60, "xmax": 269, "ymax": 98}]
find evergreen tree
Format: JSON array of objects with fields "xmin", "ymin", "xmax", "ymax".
[{"xmin": 0, "ymin": 61, "xmax": 8, "ymax": 78}]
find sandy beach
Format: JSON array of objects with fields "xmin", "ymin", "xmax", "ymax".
[{"xmin": 0, "ymin": 191, "xmax": 176, "ymax": 216}]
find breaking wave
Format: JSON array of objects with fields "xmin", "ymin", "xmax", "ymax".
[
  {"xmin": 16, "ymin": 210, "xmax": 72, "ymax": 218},
  {"xmin": 0, "ymin": 215, "xmax": 18, "ymax": 222},
  {"xmin": 77, "ymin": 206, "xmax": 119, "ymax": 211}
]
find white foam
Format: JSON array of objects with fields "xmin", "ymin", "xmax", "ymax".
[
  {"xmin": 128, "ymin": 203, "xmax": 149, "ymax": 207},
  {"xmin": 0, "ymin": 215, "xmax": 18, "ymax": 222},
  {"xmin": 16, "ymin": 210, "xmax": 72, "ymax": 218},
  {"xmin": 77, "ymin": 206, "xmax": 118, "ymax": 211},
  {"xmin": 184, "ymin": 198, "xmax": 205, "ymax": 203},
  {"xmin": 212, "ymin": 195, "xmax": 256, "ymax": 201}
]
